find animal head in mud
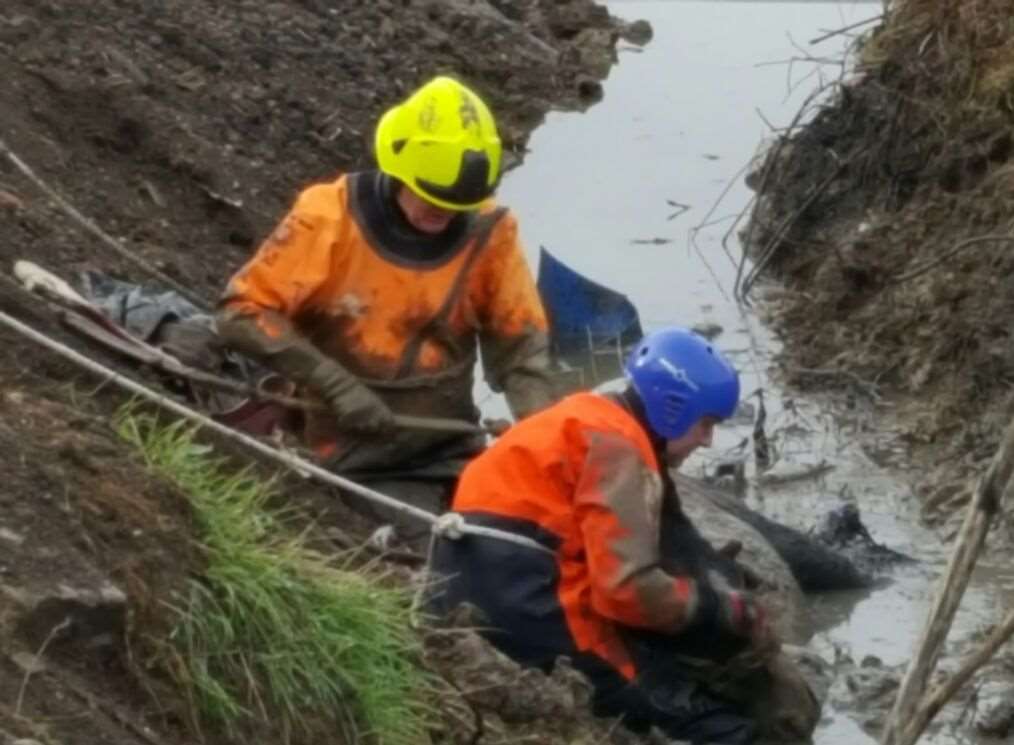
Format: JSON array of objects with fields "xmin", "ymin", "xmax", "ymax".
[{"xmin": 621, "ymin": 485, "xmax": 757, "ymax": 666}]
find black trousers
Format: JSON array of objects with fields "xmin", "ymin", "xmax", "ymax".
[{"xmin": 428, "ymin": 513, "xmax": 756, "ymax": 745}]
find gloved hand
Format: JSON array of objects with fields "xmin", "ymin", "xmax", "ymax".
[
  {"xmin": 309, "ymin": 361, "xmax": 395, "ymax": 435},
  {"xmin": 717, "ymin": 589, "xmax": 775, "ymax": 652}
]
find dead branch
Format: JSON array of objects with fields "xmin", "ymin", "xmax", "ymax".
[
  {"xmin": 666, "ymin": 199, "xmax": 691, "ymax": 221},
  {"xmin": 887, "ymin": 235, "xmax": 1014, "ymax": 285},
  {"xmin": 0, "ymin": 135, "xmax": 208, "ymax": 309},
  {"xmin": 809, "ymin": 14, "xmax": 884, "ymax": 46},
  {"xmin": 791, "ymin": 366, "xmax": 882, "ymax": 402},
  {"xmin": 736, "ymin": 79, "xmax": 843, "ymax": 305},
  {"xmin": 881, "ymin": 416, "xmax": 1014, "ymax": 745}
]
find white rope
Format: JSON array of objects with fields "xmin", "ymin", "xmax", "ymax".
[
  {"xmin": 432, "ymin": 512, "xmax": 553, "ymax": 554},
  {"xmin": 0, "ymin": 309, "xmax": 551, "ymax": 553}
]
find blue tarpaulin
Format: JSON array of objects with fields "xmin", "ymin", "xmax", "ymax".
[{"xmin": 536, "ymin": 246, "xmax": 643, "ymax": 357}]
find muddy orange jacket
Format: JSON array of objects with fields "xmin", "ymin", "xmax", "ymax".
[
  {"xmin": 217, "ymin": 172, "xmax": 555, "ymax": 450},
  {"xmin": 451, "ymin": 392, "xmax": 703, "ymax": 679}
]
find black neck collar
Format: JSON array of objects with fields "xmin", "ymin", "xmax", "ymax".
[{"xmin": 347, "ymin": 171, "xmax": 475, "ymax": 268}]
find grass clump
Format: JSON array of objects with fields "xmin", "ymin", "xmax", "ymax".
[{"xmin": 116, "ymin": 411, "xmax": 434, "ymax": 744}]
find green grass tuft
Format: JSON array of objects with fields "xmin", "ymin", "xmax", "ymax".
[{"xmin": 116, "ymin": 411, "xmax": 434, "ymax": 744}]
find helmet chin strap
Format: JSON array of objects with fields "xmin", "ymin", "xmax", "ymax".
[{"xmin": 617, "ymin": 385, "xmax": 667, "ymax": 452}]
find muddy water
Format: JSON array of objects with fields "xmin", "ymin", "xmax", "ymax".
[{"xmin": 486, "ymin": 1, "xmax": 1014, "ymax": 743}]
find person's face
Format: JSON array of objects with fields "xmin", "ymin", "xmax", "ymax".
[
  {"xmin": 664, "ymin": 417, "xmax": 718, "ymax": 468},
  {"xmin": 396, "ymin": 186, "xmax": 459, "ymax": 234}
]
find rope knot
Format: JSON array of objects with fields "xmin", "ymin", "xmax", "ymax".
[{"xmin": 433, "ymin": 511, "xmax": 467, "ymax": 540}]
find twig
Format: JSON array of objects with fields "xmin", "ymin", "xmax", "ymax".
[
  {"xmin": 755, "ymin": 107, "xmax": 780, "ymax": 133},
  {"xmin": 0, "ymin": 135, "xmax": 208, "ymax": 310},
  {"xmin": 756, "ymin": 460, "xmax": 834, "ymax": 486},
  {"xmin": 887, "ymin": 235, "xmax": 1014, "ymax": 285},
  {"xmin": 736, "ymin": 79, "xmax": 842, "ymax": 304},
  {"xmin": 15, "ymin": 617, "xmax": 71, "ymax": 716},
  {"xmin": 666, "ymin": 199, "xmax": 690, "ymax": 221},
  {"xmin": 810, "ymin": 14, "xmax": 884, "ymax": 46},
  {"xmin": 792, "ymin": 366, "xmax": 882, "ymax": 402},
  {"xmin": 739, "ymin": 160, "xmax": 848, "ymax": 300},
  {"xmin": 721, "ymin": 197, "xmax": 754, "ymax": 271}
]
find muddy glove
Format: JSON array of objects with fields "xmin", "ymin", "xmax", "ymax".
[
  {"xmin": 717, "ymin": 589, "xmax": 778, "ymax": 654},
  {"xmin": 308, "ymin": 360, "xmax": 395, "ymax": 435}
]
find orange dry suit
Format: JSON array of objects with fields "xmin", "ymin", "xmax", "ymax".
[
  {"xmin": 216, "ymin": 171, "xmax": 556, "ymax": 474},
  {"xmin": 430, "ymin": 390, "xmax": 758, "ymax": 745}
]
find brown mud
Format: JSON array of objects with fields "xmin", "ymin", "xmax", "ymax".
[
  {"xmin": 743, "ymin": 0, "xmax": 1014, "ymax": 541},
  {"xmin": 0, "ymin": 2, "xmax": 652, "ymax": 743}
]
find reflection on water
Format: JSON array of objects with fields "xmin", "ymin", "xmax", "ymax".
[{"xmin": 483, "ymin": 2, "xmax": 1014, "ymax": 744}]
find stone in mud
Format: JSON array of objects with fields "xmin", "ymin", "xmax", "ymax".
[
  {"xmin": 426, "ymin": 604, "xmax": 647, "ymax": 744},
  {"xmin": 843, "ymin": 665, "xmax": 900, "ymax": 707},
  {"xmin": 690, "ymin": 321, "xmax": 724, "ymax": 340},
  {"xmin": 620, "ymin": 19, "xmax": 653, "ymax": 46},
  {"xmin": 9, "ymin": 581, "xmax": 127, "ymax": 654},
  {"xmin": 974, "ymin": 680, "xmax": 1014, "ymax": 737}
]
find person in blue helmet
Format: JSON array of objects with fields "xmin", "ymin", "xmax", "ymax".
[{"xmin": 430, "ymin": 327, "xmax": 780, "ymax": 744}]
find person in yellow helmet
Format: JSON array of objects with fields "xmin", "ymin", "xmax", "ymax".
[{"xmin": 216, "ymin": 76, "xmax": 557, "ymax": 532}]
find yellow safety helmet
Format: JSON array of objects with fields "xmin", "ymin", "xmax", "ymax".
[{"xmin": 375, "ymin": 76, "xmax": 502, "ymax": 211}]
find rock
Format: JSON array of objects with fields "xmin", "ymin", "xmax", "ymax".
[
  {"xmin": 784, "ymin": 644, "xmax": 833, "ymax": 705},
  {"xmin": 13, "ymin": 581, "xmax": 127, "ymax": 653},
  {"xmin": 620, "ymin": 19, "xmax": 653, "ymax": 46},
  {"xmin": 844, "ymin": 666, "xmax": 900, "ymax": 704},
  {"xmin": 974, "ymin": 680, "xmax": 1014, "ymax": 736},
  {"xmin": 860, "ymin": 654, "xmax": 883, "ymax": 669},
  {"xmin": 0, "ymin": 527, "xmax": 25, "ymax": 546},
  {"xmin": 691, "ymin": 321, "xmax": 723, "ymax": 340}
]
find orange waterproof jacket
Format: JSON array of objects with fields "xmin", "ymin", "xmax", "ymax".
[
  {"xmin": 451, "ymin": 392, "xmax": 704, "ymax": 679},
  {"xmin": 218, "ymin": 172, "xmax": 555, "ymax": 451}
]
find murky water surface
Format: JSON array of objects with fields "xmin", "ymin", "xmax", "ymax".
[{"xmin": 486, "ymin": 1, "xmax": 1014, "ymax": 743}]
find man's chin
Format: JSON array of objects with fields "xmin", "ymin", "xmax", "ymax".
[{"xmin": 417, "ymin": 221, "xmax": 452, "ymax": 234}]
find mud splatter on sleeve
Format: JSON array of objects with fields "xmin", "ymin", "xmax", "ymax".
[
  {"xmin": 216, "ymin": 188, "xmax": 338, "ymax": 382},
  {"xmin": 477, "ymin": 216, "xmax": 557, "ymax": 419},
  {"xmin": 574, "ymin": 429, "xmax": 703, "ymax": 633}
]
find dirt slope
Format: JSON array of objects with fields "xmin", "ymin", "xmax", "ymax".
[
  {"xmin": 0, "ymin": 2, "xmax": 647, "ymax": 743},
  {"xmin": 743, "ymin": 0, "xmax": 1014, "ymax": 536}
]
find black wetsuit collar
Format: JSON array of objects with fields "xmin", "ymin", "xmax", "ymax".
[
  {"xmin": 347, "ymin": 171, "xmax": 476, "ymax": 268},
  {"xmin": 612, "ymin": 387, "xmax": 667, "ymax": 453}
]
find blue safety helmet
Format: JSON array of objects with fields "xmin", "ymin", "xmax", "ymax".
[{"xmin": 625, "ymin": 327, "xmax": 740, "ymax": 440}]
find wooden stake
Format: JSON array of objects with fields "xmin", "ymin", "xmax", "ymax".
[{"xmin": 881, "ymin": 417, "xmax": 1014, "ymax": 745}]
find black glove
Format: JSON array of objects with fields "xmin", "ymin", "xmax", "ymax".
[{"xmin": 309, "ymin": 361, "xmax": 395, "ymax": 435}]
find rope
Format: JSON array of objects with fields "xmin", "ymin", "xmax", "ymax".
[
  {"xmin": 0, "ymin": 137, "xmax": 208, "ymax": 310},
  {"xmin": 0, "ymin": 308, "xmax": 550, "ymax": 554}
]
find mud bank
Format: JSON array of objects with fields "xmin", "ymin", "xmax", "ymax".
[
  {"xmin": 0, "ymin": 2, "xmax": 649, "ymax": 743},
  {"xmin": 743, "ymin": 0, "xmax": 1014, "ymax": 543}
]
